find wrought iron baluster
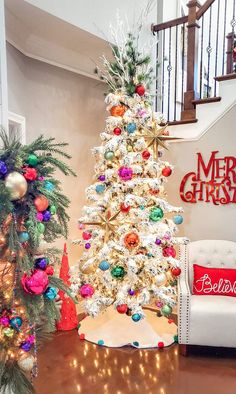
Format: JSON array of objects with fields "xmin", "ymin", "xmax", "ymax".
[
  {"xmin": 174, "ymin": 25, "xmax": 178, "ymax": 121},
  {"xmin": 231, "ymin": 0, "xmax": 236, "ymax": 73},
  {"xmin": 206, "ymin": 5, "xmax": 213, "ymax": 98},
  {"xmin": 167, "ymin": 27, "xmax": 172, "ymax": 121},
  {"xmin": 161, "ymin": 29, "xmax": 165, "ymax": 114},
  {"xmin": 222, "ymin": 0, "xmax": 228, "ymax": 75},
  {"xmin": 181, "ymin": 23, "xmax": 185, "ymax": 112},
  {"xmin": 214, "ymin": 0, "xmax": 220, "ymax": 95},
  {"xmin": 200, "ymin": 15, "xmax": 204, "ymax": 99},
  {"xmin": 155, "ymin": 32, "xmax": 159, "ymax": 112}
]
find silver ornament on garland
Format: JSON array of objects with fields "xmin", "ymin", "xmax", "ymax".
[
  {"xmin": 5, "ymin": 171, "xmax": 27, "ymax": 201},
  {"xmin": 18, "ymin": 355, "xmax": 35, "ymax": 372}
]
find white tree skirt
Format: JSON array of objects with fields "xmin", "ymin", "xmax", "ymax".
[{"xmin": 79, "ymin": 306, "xmax": 177, "ymax": 348}]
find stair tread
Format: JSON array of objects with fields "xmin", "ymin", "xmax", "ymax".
[
  {"xmin": 192, "ymin": 97, "xmax": 221, "ymax": 105},
  {"xmin": 214, "ymin": 73, "xmax": 236, "ymax": 82},
  {"xmin": 168, "ymin": 119, "xmax": 198, "ymax": 126}
]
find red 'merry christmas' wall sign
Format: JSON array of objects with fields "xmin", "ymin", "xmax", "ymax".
[{"xmin": 180, "ymin": 151, "xmax": 236, "ymax": 205}]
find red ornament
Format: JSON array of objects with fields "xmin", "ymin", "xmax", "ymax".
[
  {"xmin": 23, "ymin": 167, "xmax": 37, "ymax": 181},
  {"xmin": 120, "ymin": 203, "xmax": 131, "ymax": 213},
  {"xmin": 79, "ymin": 333, "xmax": 85, "ymax": 340},
  {"xmin": 110, "ymin": 105, "xmax": 127, "ymax": 117},
  {"xmin": 117, "ymin": 304, "xmax": 128, "ymax": 314},
  {"xmin": 163, "ymin": 246, "xmax": 176, "ymax": 258},
  {"xmin": 142, "ymin": 150, "xmax": 151, "ymax": 160},
  {"xmin": 34, "ymin": 195, "xmax": 49, "ymax": 212},
  {"xmin": 162, "ymin": 167, "xmax": 172, "ymax": 177},
  {"xmin": 171, "ymin": 267, "xmax": 181, "ymax": 277},
  {"xmin": 56, "ymin": 244, "xmax": 78, "ymax": 331},
  {"xmin": 135, "ymin": 84, "xmax": 145, "ymax": 96},
  {"xmin": 157, "ymin": 341, "xmax": 164, "ymax": 349},
  {"xmin": 113, "ymin": 127, "xmax": 122, "ymax": 136},
  {"xmin": 124, "ymin": 232, "xmax": 140, "ymax": 249},
  {"xmin": 82, "ymin": 231, "xmax": 92, "ymax": 241},
  {"xmin": 162, "ymin": 129, "xmax": 169, "ymax": 136},
  {"xmin": 149, "ymin": 189, "xmax": 159, "ymax": 195},
  {"xmin": 45, "ymin": 265, "xmax": 54, "ymax": 276}
]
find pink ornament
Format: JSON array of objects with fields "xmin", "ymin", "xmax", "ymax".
[
  {"xmin": 38, "ymin": 176, "xmax": 45, "ymax": 181},
  {"xmin": 27, "ymin": 335, "xmax": 35, "ymax": 344},
  {"xmin": 156, "ymin": 301, "xmax": 163, "ymax": 308},
  {"xmin": 118, "ymin": 166, "xmax": 133, "ymax": 181},
  {"xmin": 78, "ymin": 223, "xmax": 85, "ymax": 230},
  {"xmin": 21, "ymin": 269, "xmax": 49, "ymax": 295},
  {"xmin": 80, "ymin": 284, "xmax": 95, "ymax": 298},
  {"xmin": 36, "ymin": 212, "xmax": 44, "ymax": 222},
  {"xmin": 164, "ymin": 233, "xmax": 171, "ymax": 240},
  {"xmin": 82, "ymin": 231, "xmax": 92, "ymax": 241},
  {"xmin": 162, "ymin": 246, "xmax": 176, "ymax": 258},
  {"xmin": 0, "ymin": 317, "xmax": 10, "ymax": 327}
]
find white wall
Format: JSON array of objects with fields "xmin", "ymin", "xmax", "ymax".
[{"xmin": 7, "ymin": 42, "xmax": 106, "ymax": 264}]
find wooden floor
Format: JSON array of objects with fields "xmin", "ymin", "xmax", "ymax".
[{"xmin": 35, "ymin": 330, "xmax": 236, "ymax": 394}]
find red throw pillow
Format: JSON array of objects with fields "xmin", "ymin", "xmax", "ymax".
[{"xmin": 193, "ymin": 264, "xmax": 236, "ymax": 297}]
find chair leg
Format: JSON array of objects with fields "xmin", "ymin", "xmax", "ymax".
[{"xmin": 179, "ymin": 344, "xmax": 188, "ymax": 356}]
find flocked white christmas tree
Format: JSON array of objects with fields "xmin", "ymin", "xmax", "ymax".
[{"xmin": 71, "ymin": 19, "xmax": 188, "ymax": 347}]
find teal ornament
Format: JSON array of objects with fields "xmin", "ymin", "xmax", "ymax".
[
  {"xmin": 131, "ymin": 313, "xmax": 141, "ymax": 322},
  {"xmin": 111, "ymin": 266, "xmax": 126, "ymax": 279},
  {"xmin": 173, "ymin": 215, "xmax": 183, "ymax": 225},
  {"xmin": 104, "ymin": 151, "xmax": 114, "ymax": 160},
  {"xmin": 27, "ymin": 154, "xmax": 38, "ymax": 167},
  {"xmin": 37, "ymin": 222, "xmax": 45, "ymax": 234},
  {"xmin": 139, "ymin": 205, "xmax": 145, "ymax": 210},
  {"xmin": 161, "ymin": 305, "xmax": 172, "ymax": 317},
  {"xmin": 126, "ymin": 122, "xmax": 136, "ymax": 134},
  {"xmin": 173, "ymin": 334, "xmax": 178, "ymax": 343},
  {"xmin": 95, "ymin": 184, "xmax": 105, "ymax": 194},
  {"xmin": 44, "ymin": 180, "xmax": 55, "ymax": 192},
  {"xmin": 133, "ymin": 341, "xmax": 139, "ymax": 347},
  {"xmin": 44, "ymin": 287, "xmax": 58, "ymax": 300},
  {"xmin": 98, "ymin": 339, "xmax": 104, "ymax": 346},
  {"xmin": 99, "ymin": 260, "xmax": 110, "ymax": 271},
  {"xmin": 10, "ymin": 316, "xmax": 23, "ymax": 330},
  {"xmin": 49, "ymin": 205, "xmax": 57, "ymax": 215},
  {"xmin": 18, "ymin": 232, "xmax": 29, "ymax": 243},
  {"xmin": 149, "ymin": 206, "xmax": 164, "ymax": 222}
]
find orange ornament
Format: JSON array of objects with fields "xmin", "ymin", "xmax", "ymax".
[
  {"xmin": 110, "ymin": 105, "xmax": 127, "ymax": 117},
  {"xmin": 34, "ymin": 195, "xmax": 49, "ymax": 212},
  {"xmin": 124, "ymin": 232, "xmax": 140, "ymax": 249}
]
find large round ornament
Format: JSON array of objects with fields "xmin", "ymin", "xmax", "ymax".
[
  {"xmin": 118, "ymin": 166, "xmax": 133, "ymax": 181},
  {"xmin": 126, "ymin": 122, "xmax": 136, "ymax": 134},
  {"xmin": 18, "ymin": 355, "xmax": 35, "ymax": 372},
  {"xmin": 162, "ymin": 167, "xmax": 172, "ymax": 177},
  {"xmin": 117, "ymin": 304, "xmax": 128, "ymax": 314},
  {"xmin": 5, "ymin": 172, "xmax": 28, "ymax": 201},
  {"xmin": 131, "ymin": 313, "xmax": 142, "ymax": 322},
  {"xmin": 173, "ymin": 215, "xmax": 183, "ymax": 225},
  {"xmin": 34, "ymin": 195, "xmax": 49, "ymax": 212},
  {"xmin": 171, "ymin": 267, "xmax": 181, "ymax": 277},
  {"xmin": 111, "ymin": 266, "xmax": 126, "ymax": 279},
  {"xmin": 79, "ymin": 261, "xmax": 96, "ymax": 274},
  {"xmin": 113, "ymin": 127, "xmax": 122, "ymax": 136},
  {"xmin": 18, "ymin": 232, "xmax": 29, "ymax": 243},
  {"xmin": 135, "ymin": 84, "xmax": 145, "ymax": 96},
  {"xmin": 155, "ymin": 273, "xmax": 167, "ymax": 286},
  {"xmin": 44, "ymin": 286, "xmax": 58, "ymax": 300},
  {"xmin": 10, "ymin": 316, "xmax": 23, "ymax": 330},
  {"xmin": 23, "ymin": 167, "xmax": 37, "ymax": 181},
  {"xmin": 162, "ymin": 246, "xmax": 176, "ymax": 258},
  {"xmin": 0, "ymin": 316, "xmax": 10, "ymax": 327},
  {"xmin": 149, "ymin": 206, "xmax": 164, "ymax": 222},
  {"xmin": 104, "ymin": 151, "xmax": 114, "ymax": 161},
  {"xmin": 21, "ymin": 269, "xmax": 49, "ymax": 295},
  {"xmin": 80, "ymin": 284, "xmax": 95, "ymax": 298},
  {"xmin": 99, "ymin": 260, "xmax": 110, "ymax": 271},
  {"xmin": 161, "ymin": 305, "xmax": 172, "ymax": 317},
  {"xmin": 124, "ymin": 232, "xmax": 139, "ymax": 249},
  {"xmin": 27, "ymin": 154, "xmax": 38, "ymax": 167},
  {"xmin": 110, "ymin": 105, "xmax": 126, "ymax": 117}
]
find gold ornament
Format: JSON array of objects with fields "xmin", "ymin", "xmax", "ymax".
[
  {"xmin": 155, "ymin": 273, "xmax": 167, "ymax": 286},
  {"xmin": 35, "ymin": 239, "xmax": 48, "ymax": 255},
  {"xmin": 0, "ymin": 234, "xmax": 6, "ymax": 247},
  {"xmin": 5, "ymin": 172, "xmax": 28, "ymax": 201},
  {"xmin": 81, "ymin": 209, "xmax": 122, "ymax": 242},
  {"xmin": 3, "ymin": 327, "xmax": 14, "ymax": 338},
  {"xmin": 79, "ymin": 261, "xmax": 96, "ymax": 274},
  {"xmin": 18, "ymin": 355, "xmax": 35, "ymax": 372}
]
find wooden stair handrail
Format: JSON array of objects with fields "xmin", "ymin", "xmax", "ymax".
[{"xmin": 196, "ymin": 0, "xmax": 216, "ymax": 20}]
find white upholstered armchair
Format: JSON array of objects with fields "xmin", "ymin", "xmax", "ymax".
[{"xmin": 178, "ymin": 240, "xmax": 236, "ymax": 355}]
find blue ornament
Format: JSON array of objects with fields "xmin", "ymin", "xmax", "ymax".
[
  {"xmin": 18, "ymin": 232, "xmax": 29, "ymax": 243},
  {"xmin": 44, "ymin": 180, "xmax": 55, "ymax": 192},
  {"xmin": 10, "ymin": 316, "xmax": 23, "ymax": 330},
  {"xmin": 133, "ymin": 341, "xmax": 139, "ymax": 347},
  {"xmin": 0, "ymin": 161, "xmax": 7, "ymax": 176},
  {"xmin": 173, "ymin": 215, "xmax": 183, "ymax": 225},
  {"xmin": 99, "ymin": 260, "xmax": 110, "ymax": 271},
  {"xmin": 98, "ymin": 339, "xmax": 104, "ymax": 346},
  {"xmin": 95, "ymin": 184, "xmax": 105, "ymax": 194},
  {"xmin": 44, "ymin": 287, "xmax": 58, "ymax": 300},
  {"xmin": 35, "ymin": 258, "xmax": 48, "ymax": 270},
  {"xmin": 20, "ymin": 341, "xmax": 32, "ymax": 352},
  {"xmin": 139, "ymin": 205, "xmax": 145, "ymax": 210},
  {"xmin": 131, "ymin": 313, "xmax": 142, "ymax": 322},
  {"xmin": 126, "ymin": 123, "xmax": 136, "ymax": 134},
  {"xmin": 43, "ymin": 210, "xmax": 51, "ymax": 222}
]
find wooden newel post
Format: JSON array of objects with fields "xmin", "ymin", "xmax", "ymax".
[
  {"xmin": 181, "ymin": 1, "xmax": 201, "ymax": 121},
  {"xmin": 226, "ymin": 32, "xmax": 234, "ymax": 74}
]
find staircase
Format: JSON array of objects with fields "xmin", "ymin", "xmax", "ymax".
[{"xmin": 151, "ymin": 0, "xmax": 236, "ymax": 138}]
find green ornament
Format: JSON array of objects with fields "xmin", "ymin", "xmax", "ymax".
[
  {"xmin": 161, "ymin": 305, "xmax": 172, "ymax": 317},
  {"xmin": 133, "ymin": 341, "xmax": 139, "ymax": 347},
  {"xmin": 174, "ymin": 334, "xmax": 178, "ymax": 343},
  {"xmin": 111, "ymin": 266, "xmax": 126, "ymax": 279},
  {"xmin": 149, "ymin": 206, "xmax": 164, "ymax": 222},
  {"xmin": 49, "ymin": 205, "xmax": 57, "ymax": 215},
  {"xmin": 3, "ymin": 327, "xmax": 14, "ymax": 338},
  {"xmin": 37, "ymin": 222, "xmax": 45, "ymax": 234},
  {"xmin": 27, "ymin": 154, "xmax": 38, "ymax": 167},
  {"xmin": 25, "ymin": 219, "xmax": 33, "ymax": 228},
  {"xmin": 104, "ymin": 151, "xmax": 114, "ymax": 161}
]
